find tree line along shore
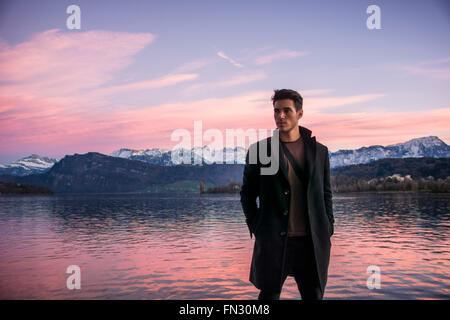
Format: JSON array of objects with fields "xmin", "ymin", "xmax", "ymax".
[{"xmin": 201, "ymin": 174, "xmax": 450, "ymax": 194}]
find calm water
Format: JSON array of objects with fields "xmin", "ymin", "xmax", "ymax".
[{"xmin": 0, "ymin": 192, "xmax": 448, "ymax": 299}]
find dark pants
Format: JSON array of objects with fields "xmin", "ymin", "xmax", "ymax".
[{"xmin": 258, "ymin": 235, "xmax": 323, "ymax": 300}]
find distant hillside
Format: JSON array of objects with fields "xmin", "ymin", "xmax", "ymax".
[
  {"xmin": 0, "ymin": 152, "xmax": 244, "ymax": 194},
  {"xmin": 331, "ymin": 157, "xmax": 450, "ymax": 180},
  {"xmin": 1, "ymin": 153, "xmax": 448, "ymax": 194},
  {"xmin": 2, "ymin": 136, "xmax": 448, "ymax": 178},
  {"xmin": 0, "ymin": 181, "xmax": 54, "ymax": 195},
  {"xmin": 201, "ymin": 157, "xmax": 450, "ymax": 194}
]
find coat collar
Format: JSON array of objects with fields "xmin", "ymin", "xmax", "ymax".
[{"xmin": 275, "ymin": 125, "xmax": 317, "ymax": 187}]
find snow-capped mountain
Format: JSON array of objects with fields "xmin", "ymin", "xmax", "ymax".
[
  {"xmin": 110, "ymin": 146, "xmax": 247, "ymax": 165},
  {"xmin": 330, "ymin": 136, "xmax": 450, "ymax": 168},
  {"xmin": 111, "ymin": 136, "xmax": 449, "ymax": 168},
  {"xmin": 110, "ymin": 136, "xmax": 449, "ymax": 168},
  {"xmin": 0, "ymin": 154, "xmax": 58, "ymax": 176},
  {"xmin": 2, "ymin": 135, "xmax": 446, "ymax": 178},
  {"xmin": 111, "ymin": 148, "xmax": 173, "ymax": 165}
]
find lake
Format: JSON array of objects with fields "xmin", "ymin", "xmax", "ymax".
[{"xmin": 0, "ymin": 192, "xmax": 448, "ymax": 299}]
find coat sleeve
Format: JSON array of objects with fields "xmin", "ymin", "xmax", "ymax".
[
  {"xmin": 240, "ymin": 144, "xmax": 260, "ymax": 239},
  {"xmin": 324, "ymin": 147, "xmax": 334, "ymax": 236}
]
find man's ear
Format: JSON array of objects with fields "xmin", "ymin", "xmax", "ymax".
[{"xmin": 297, "ymin": 108, "xmax": 303, "ymax": 120}]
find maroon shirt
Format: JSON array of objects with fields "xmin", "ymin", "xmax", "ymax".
[{"xmin": 282, "ymin": 136, "xmax": 310, "ymax": 236}]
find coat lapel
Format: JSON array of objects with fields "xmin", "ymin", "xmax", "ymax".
[
  {"xmin": 277, "ymin": 135, "xmax": 289, "ymax": 182},
  {"xmin": 299, "ymin": 126, "xmax": 316, "ymax": 188}
]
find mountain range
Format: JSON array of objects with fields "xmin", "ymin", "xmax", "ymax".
[
  {"xmin": 330, "ymin": 136, "xmax": 450, "ymax": 168},
  {"xmin": 0, "ymin": 154, "xmax": 58, "ymax": 176},
  {"xmin": 111, "ymin": 146, "xmax": 248, "ymax": 166},
  {"xmin": 108, "ymin": 136, "xmax": 450, "ymax": 169},
  {"xmin": 1, "ymin": 135, "xmax": 449, "ymax": 176},
  {"xmin": 0, "ymin": 153, "xmax": 448, "ymax": 194},
  {"xmin": 0, "ymin": 152, "xmax": 244, "ymax": 193}
]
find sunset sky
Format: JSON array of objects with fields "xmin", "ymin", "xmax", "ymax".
[{"xmin": 0, "ymin": 0, "xmax": 449, "ymax": 164}]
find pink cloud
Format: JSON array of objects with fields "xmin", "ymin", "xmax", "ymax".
[
  {"xmin": 1, "ymin": 89, "xmax": 449, "ymax": 159},
  {"xmin": 306, "ymin": 94, "xmax": 387, "ymax": 113},
  {"xmin": 417, "ymin": 57, "xmax": 450, "ymax": 66},
  {"xmin": 254, "ymin": 50, "xmax": 309, "ymax": 65},
  {"xmin": 0, "ymin": 29, "xmax": 156, "ymax": 98},
  {"xmin": 402, "ymin": 66, "xmax": 450, "ymax": 80},
  {"xmin": 181, "ymin": 72, "xmax": 266, "ymax": 95},
  {"xmin": 306, "ymin": 107, "xmax": 450, "ymax": 151},
  {"xmin": 173, "ymin": 58, "xmax": 215, "ymax": 72},
  {"xmin": 401, "ymin": 57, "xmax": 450, "ymax": 80},
  {"xmin": 216, "ymin": 51, "xmax": 243, "ymax": 68},
  {"xmin": 91, "ymin": 73, "xmax": 199, "ymax": 97},
  {"xmin": 102, "ymin": 93, "xmax": 450, "ymax": 152},
  {"xmin": 1, "ymin": 29, "xmax": 449, "ymax": 160}
]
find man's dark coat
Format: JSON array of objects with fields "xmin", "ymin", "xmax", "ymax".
[{"xmin": 240, "ymin": 125, "xmax": 334, "ymax": 295}]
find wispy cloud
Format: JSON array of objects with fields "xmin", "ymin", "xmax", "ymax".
[
  {"xmin": 301, "ymin": 89, "xmax": 336, "ymax": 96},
  {"xmin": 0, "ymin": 29, "xmax": 156, "ymax": 98},
  {"xmin": 216, "ymin": 51, "xmax": 243, "ymax": 68},
  {"xmin": 402, "ymin": 66, "xmax": 450, "ymax": 79},
  {"xmin": 0, "ymin": 28, "xmax": 199, "ymax": 126},
  {"xmin": 308, "ymin": 107, "xmax": 450, "ymax": 152},
  {"xmin": 182, "ymin": 72, "xmax": 266, "ymax": 95},
  {"xmin": 2, "ymin": 89, "xmax": 448, "ymax": 157},
  {"xmin": 254, "ymin": 50, "xmax": 309, "ymax": 65},
  {"xmin": 402, "ymin": 57, "xmax": 450, "ymax": 79},
  {"xmin": 1, "ymin": 29, "xmax": 448, "ymax": 160},
  {"xmin": 306, "ymin": 93, "xmax": 387, "ymax": 113},
  {"xmin": 417, "ymin": 57, "xmax": 450, "ymax": 66},
  {"xmin": 91, "ymin": 73, "xmax": 199, "ymax": 96},
  {"xmin": 246, "ymin": 89, "xmax": 336, "ymax": 103},
  {"xmin": 173, "ymin": 58, "xmax": 214, "ymax": 72}
]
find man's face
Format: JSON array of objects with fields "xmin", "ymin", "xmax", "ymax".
[{"xmin": 273, "ymin": 99, "xmax": 303, "ymax": 133}]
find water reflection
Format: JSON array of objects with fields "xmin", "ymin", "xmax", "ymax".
[{"xmin": 0, "ymin": 192, "xmax": 448, "ymax": 299}]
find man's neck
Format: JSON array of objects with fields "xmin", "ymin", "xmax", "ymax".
[{"xmin": 280, "ymin": 126, "xmax": 301, "ymax": 142}]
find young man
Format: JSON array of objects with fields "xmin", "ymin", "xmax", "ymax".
[{"xmin": 240, "ymin": 89, "xmax": 334, "ymax": 300}]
